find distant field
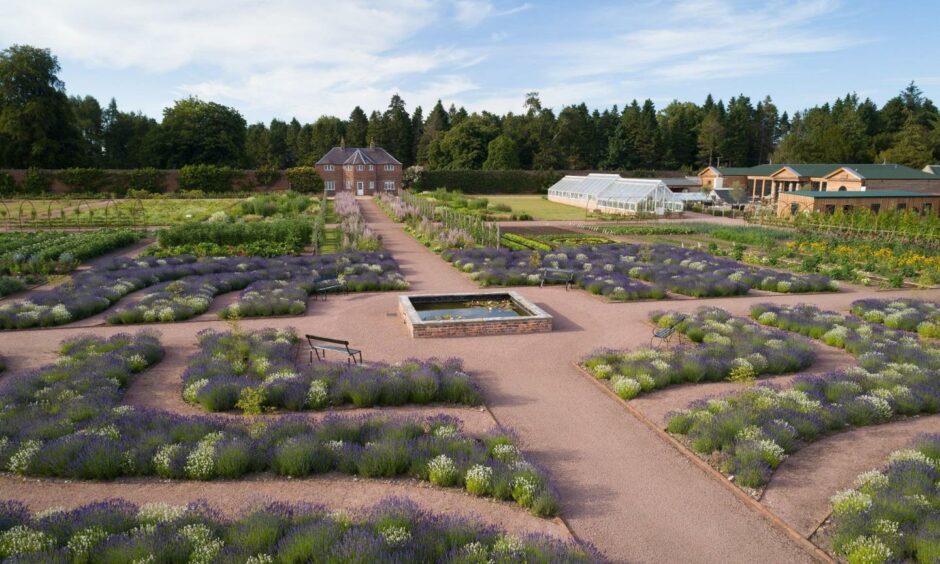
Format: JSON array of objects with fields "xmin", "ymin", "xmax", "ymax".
[{"xmin": 479, "ymin": 195, "xmax": 589, "ymax": 221}]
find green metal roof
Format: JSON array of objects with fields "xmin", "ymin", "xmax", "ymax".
[
  {"xmin": 786, "ymin": 190, "xmax": 937, "ymax": 199},
  {"xmin": 836, "ymin": 164, "xmax": 938, "ymax": 180}
]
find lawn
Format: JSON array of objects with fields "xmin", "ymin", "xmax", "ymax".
[{"xmin": 481, "ymin": 195, "xmax": 591, "ymax": 221}]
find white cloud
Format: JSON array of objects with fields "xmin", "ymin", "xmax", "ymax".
[{"xmin": 551, "ymin": 0, "xmax": 856, "ymax": 82}]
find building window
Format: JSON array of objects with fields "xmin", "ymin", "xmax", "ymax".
[
  {"xmin": 838, "ymin": 186, "xmax": 847, "ymax": 191},
  {"xmin": 345, "ymin": 181, "xmax": 352, "ymax": 190},
  {"xmin": 324, "ymin": 165, "xmax": 334, "ymax": 172},
  {"xmin": 357, "ymin": 165, "xmax": 364, "ymax": 171},
  {"xmin": 344, "ymin": 165, "xmax": 352, "ymax": 171},
  {"xmin": 843, "ymin": 205, "xmax": 853, "ymax": 213},
  {"xmin": 369, "ymin": 165, "xmax": 374, "ymax": 171},
  {"xmin": 384, "ymin": 164, "xmax": 395, "ymax": 171},
  {"xmin": 325, "ymin": 181, "xmax": 335, "ymax": 191},
  {"xmin": 369, "ymin": 181, "xmax": 375, "ymax": 190},
  {"xmin": 384, "ymin": 180, "xmax": 395, "ymax": 191},
  {"xmin": 825, "ymin": 205, "xmax": 836, "ymax": 214},
  {"xmin": 870, "ymin": 203, "xmax": 880, "ymax": 213},
  {"xmin": 896, "ymin": 203, "xmax": 907, "ymax": 211},
  {"xmin": 790, "ymin": 203, "xmax": 800, "ymax": 215},
  {"xmin": 925, "ymin": 203, "xmax": 933, "ymax": 214}
]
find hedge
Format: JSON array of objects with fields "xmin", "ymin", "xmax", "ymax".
[
  {"xmin": 412, "ymin": 169, "xmax": 563, "ymax": 194},
  {"xmin": 157, "ymin": 219, "xmax": 314, "ymax": 248}
]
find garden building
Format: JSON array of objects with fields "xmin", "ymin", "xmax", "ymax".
[
  {"xmin": 547, "ymin": 173, "xmax": 684, "ymax": 215},
  {"xmin": 314, "ymin": 142, "xmax": 402, "ymax": 196},
  {"xmin": 776, "ymin": 190, "xmax": 940, "ymax": 217},
  {"xmin": 815, "ymin": 164, "xmax": 940, "ymax": 194}
]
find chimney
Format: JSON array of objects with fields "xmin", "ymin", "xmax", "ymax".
[
  {"xmin": 369, "ymin": 137, "xmax": 375, "ymax": 149},
  {"xmin": 340, "ymin": 137, "xmax": 346, "ymax": 149}
]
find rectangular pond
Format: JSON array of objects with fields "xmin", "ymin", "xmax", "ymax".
[{"xmin": 399, "ymin": 291, "xmax": 553, "ymax": 338}]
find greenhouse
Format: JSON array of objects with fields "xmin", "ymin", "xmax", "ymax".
[{"xmin": 547, "ymin": 174, "xmax": 684, "ymax": 215}]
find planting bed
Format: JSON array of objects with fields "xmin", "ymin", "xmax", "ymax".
[
  {"xmin": 851, "ymin": 298, "xmax": 940, "ymax": 338},
  {"xmin": 826, "ymin": 434, "xmax": 940, "ymax": 563},
  {"xmin": 583, "ymin": 307, "xmax": 815, "ymax": 400},
  {"xmin": 444, "ymin": 243, "xmax": 834, "ymax": 301},
  {"xmin": 183, "ymin": 327, "xmax": 481, "ymax": 412},
  {"xmin": 0, "ymin": 252, "xmax": 406, "ymax": 329},
  {"xmin": 0, "ymin": 497, "xmax": 594, "ymax": 562},
  {"xmin": 667, "ymin": 303, "xmax": 940, "ymax": 488},
  {"xmin": 0, "ymin": 331, "xmax": 558, "ymax": 517}
]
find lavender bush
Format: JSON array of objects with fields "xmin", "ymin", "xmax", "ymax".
[
  {"xmin": 183, "ymin": 327, "xmax": 481, "ymax": 412},
  {"xmin": 443, "ymin": 243, "xmax": 835, "ymax": 300},
  {"xmin": 583, "ymin": 307, "xmax": 815, "ymax": 399},
  {"xmin": 0, "ymin": 332, "xmax": 553, "ymax": 515},
  {"xmin": 828, "ymin": 434, "xmax": 940, "ymax": 564},
  {"xmin": 335, "ymin": 192, "xmax": 382, "ymax": 251},
  {"xmin": 851, "ymin": 298, "xmax": 940, "ymax": 339},
  {"xmin": 0, "ymin": 497, "xmax": 598, "ymax": 562},
  {"xmin": 666, "ymin": 303, "xmax": 940, "ymax": 488},
  {"xmin": 107, "ymin": 273, "xmax": 254, "ymax": 324},
  {"xmin": 0, "ymin": 251, "xmax": 407, "ymax": 329},
  {"xmin": 218, "ymin": 278, "xmax": 315, "ymax": 319}
]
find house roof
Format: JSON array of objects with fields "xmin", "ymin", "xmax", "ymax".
[
  {"xmin": 711, "ymin": 188, "xmax": 751, "ymax": 204},
  {"xmin": 315, "ymin": 147, "xmax": 401, "ymax": 166},
  {"xmin": 824, "ymin": 164, "xmax": 937, "ymax": 181},
  {"xmin": 785, "ymin": 190, "xmax": 937, "ymax": 199}
]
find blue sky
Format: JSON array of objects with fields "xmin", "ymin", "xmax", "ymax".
[{"xmin": 1, "ymin": 0, "xmax": 937, "ymax": 123}]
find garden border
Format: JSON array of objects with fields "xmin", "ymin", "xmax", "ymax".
[{"xmin": 570, "ymin": 361, "xmax": 834, "ymax": 563}]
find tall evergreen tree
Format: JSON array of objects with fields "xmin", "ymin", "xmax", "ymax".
[{"xmin": 345, "ymin": 106, "xmax": 368, "ymax": 147}]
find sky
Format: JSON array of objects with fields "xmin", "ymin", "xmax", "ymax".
[{"xmin": 1, "ymin": 0, "xmax": 938, "ymax": 124}]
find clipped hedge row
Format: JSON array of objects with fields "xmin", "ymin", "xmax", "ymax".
[{"xmin": 412, "ymin": 170, "xmax": 563, "ymax": 194}]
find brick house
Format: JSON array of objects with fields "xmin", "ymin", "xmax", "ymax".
[{"xmin": 314, "ymin": 144, "xmax": 402, "ymax": 196}]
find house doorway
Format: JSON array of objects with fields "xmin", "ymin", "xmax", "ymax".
[{"xmin": 356, "ymin": 181, "xmax": 364, "ymax": 196}]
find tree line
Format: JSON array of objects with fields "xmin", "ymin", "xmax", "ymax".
[{"xmin": 2, "ymin": 44, "xmax": 939, "ymax": 172}]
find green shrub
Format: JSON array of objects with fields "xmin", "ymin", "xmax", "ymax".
[
  {"xmin": 178, "ymin": 164, "xmax": 241, "ymax": 193},
  {"xmin": 286, "ymin": 166, "xmax": 324, "ymax": 193},
  {"xmin": 123, "ymin": 167, "xmax": 167, "ymax": 193},
  {"xmin": 255, "ymin": 166, "xmax": 281, "ymax": 186},
  {"xmin": 21, "ymin": 168, "xmax": 52, "ymax": 194},
  {"xmin": 57, "ymin": 168, "xmax": 110, "ymax": 193},
  {"xmin": 0, "ymin": 171, "xmax": 13, "ymax": 195},
  {"xmin": 157, "ymin": 219, "xmax": 313, "ymax": 250}
]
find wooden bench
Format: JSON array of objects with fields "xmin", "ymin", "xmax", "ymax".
[
  {"xmin": 313, "ymin": 278, "xmax": 348, "ymax": 300},
  {"xmin": 539, "ymin": 268, "xmax": 575, "ymax": 290},
  {"xmin": 305, "ymin": 335, "xmax": 362, "ymax": 365},
  {"xmin": 650, "ymin": 314, "xmax": 687, "ymax": 349}
]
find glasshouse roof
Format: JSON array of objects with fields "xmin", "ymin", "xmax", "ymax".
[{"xmin": 548, "ymin": 174, "xmax": 682, "ymax": 204}]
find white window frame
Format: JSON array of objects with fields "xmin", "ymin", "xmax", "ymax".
[
  {"xmin": 369, "ymin": 181, "xmax": 375, "ymax": 191},
  {"xmin": 324, "ymin": 165, "xmax": 334, "ymax": 172},
  {"xmin": 384, "ymin": 180, "xmax": 396, "ymax": 191},
  {"xmin": 369, "ymin": 165, "xmax": 374, "ymax": 171},
  {"xmin": 357, "ymin": 164, "xmax": 364, "ymax": 171},
  {"xmin": 384, "ymin": 164, "xmax": 395, "ymax": 171},
  {"xmin": 344, "ymin": 165, "xmax": 352, "ymax": 171},
  {"xmin": 345, "ymin": 181, "xmax": 352, "ymax": 190},
  {"xmin": 325, "ymin": 180, "xmax": 335, "ymax": 191}
]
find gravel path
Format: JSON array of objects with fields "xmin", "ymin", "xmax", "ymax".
[
  {"xmin": 761, "ymin": 414, "xmax": 940, "ymax": 537},
  {"xmin": 2, "ymin": 199, "xmax": 940, "ymax": 561}
]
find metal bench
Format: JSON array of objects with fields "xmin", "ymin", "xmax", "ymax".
[
  {"xmin": 650, "ymin": 314, "xmax": 687, "ymax": 349},
  {"xmin": 305, "ymin": 334, "xmax": 362, "ymax": 364},
  {"xmin": 539, "ymin": 268, "xmax": 575, "ymax": 290},
  {"xmin": 313, "ymin": 278, "xmax": 348, "ymax": 300}
]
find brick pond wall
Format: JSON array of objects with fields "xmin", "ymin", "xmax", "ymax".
[{"xmin": 402, "ymin": 313, "xmax": 553, "ymax": 338}]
